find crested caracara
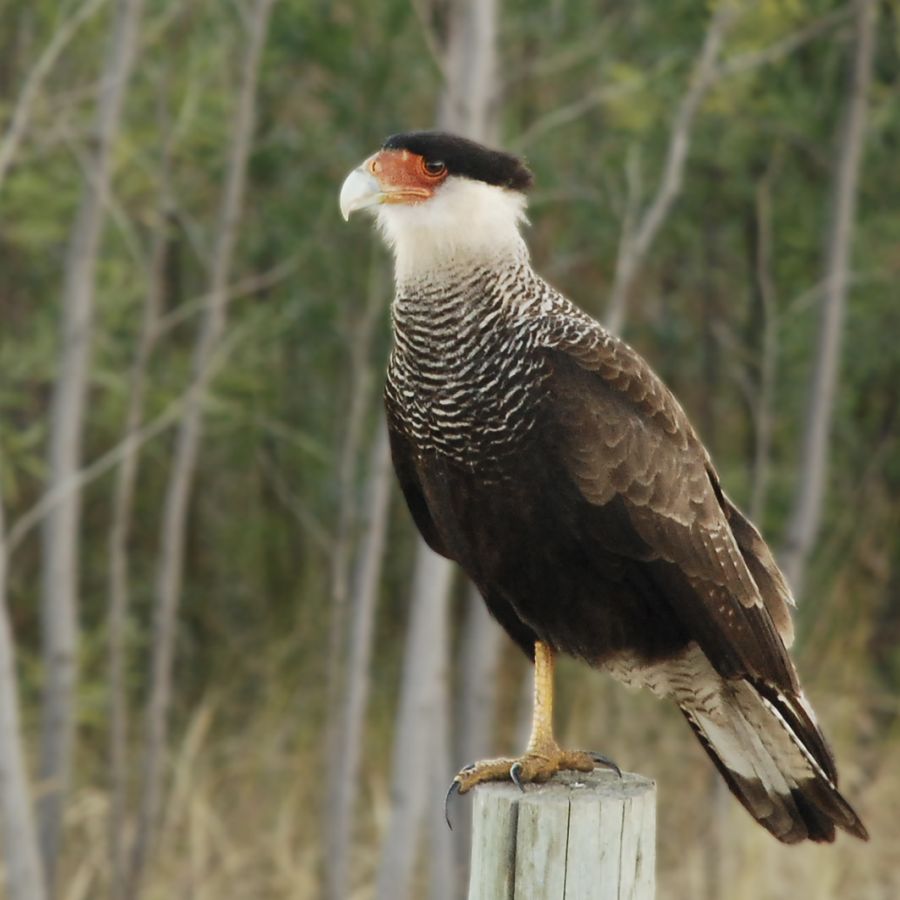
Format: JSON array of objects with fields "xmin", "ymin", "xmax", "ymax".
[{"xmin": 339, "ymin": 131, "xmax": 867, "ymax": 844}]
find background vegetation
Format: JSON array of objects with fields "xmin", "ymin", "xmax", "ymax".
[{"xmin": 0, "ymin": 0, "xmax": 897, "ymax": 898}]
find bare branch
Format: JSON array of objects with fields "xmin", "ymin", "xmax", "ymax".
[
  {"xmin": 1, "ymin": 257, "xmax": 291, "ymax": 548},
  {"xmin": 0, "ymin": 0, "xmax": 108, "ymax": 191},
  {"xmin": 127, "ymin": 1, "xmax": 277, "ymax": 892},
  {"xmin": 511, "ymin": 74, "xmax": 661, "ymax": 152},
  {"xmin": 57, "ymin": 115, "xmax": 151, "ymax": 282},
  {"xmin": 5, "ymin": 324, "xmax": 247, "ymax": 558},
  {"xmin": 152, "ymin": 258, "xmax": 297, "ymax": 339},
  {"xmin": 256, "ymin": 446, "xmax": 331, "ymax": 553},
  {"xmin": 605, "ymin": 4, "xmax": 739, "ymax": 333},
  {"xmin": 716, "ymin": 5, "xmax": 853, "ymax": 79},
  {"xmin": 409, "ymin": 0, "xmax": 446, "ymax": 77},
  {"xmin": 503, "ymin": 32, "xmax": 616, "ymax": 89},
  {"xmin": 513, "ymin": 6, "xmax": 849, "ymax": 158}
]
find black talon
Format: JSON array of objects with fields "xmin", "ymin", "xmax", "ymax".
[
  {"xmin": 589, "ymin": 752, "xmax": 622, "ymax": 778},
  {"xmin": 444, "ymin": 779, "xmax": 461, "ymax": 830},
  {"xmin": 509, "ymin": 762, "xmax": 525, "ymax": 792}
]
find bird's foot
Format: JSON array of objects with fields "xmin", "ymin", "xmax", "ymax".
[
  {"xmin": 451, "ymin": 743, "xmax": 620, "ymax": 796},
  {"xmin": 444, "ymin": 739, "xmax": 621, "ymax": 828}
]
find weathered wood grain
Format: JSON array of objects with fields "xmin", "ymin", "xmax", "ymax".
[{"xmin": 467, "ymin": 770, "xmax": 656, "ymax": 900}]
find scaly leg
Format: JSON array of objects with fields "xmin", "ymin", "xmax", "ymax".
[{"xmin": 451, "ymin": 641, "xmax": 618, "ymax": 795}]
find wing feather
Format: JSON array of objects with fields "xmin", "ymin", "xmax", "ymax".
[{"xmin": 541, "ymin": 332, "xmax": 796, "ymax": 688}]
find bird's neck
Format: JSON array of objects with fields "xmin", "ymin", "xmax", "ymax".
[
  {"xmin": 376, "ymin": 178, "xmax": 532, "ymax": 290},
  {"xmin": 392, "ymin": 240, "xmax": 530, "ymax": 298},
  {"xmin": 385, "ymin": 245, "xmax": 547, "ymax": 472}
]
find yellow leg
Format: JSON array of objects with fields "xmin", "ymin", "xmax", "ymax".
[
  {"xmin": 451, "ymin": 641, "xmax": 617, "ymax": 794},
  {"xmin": 525, "ymin": 640, "xmax": 557, "ymax": 757}
]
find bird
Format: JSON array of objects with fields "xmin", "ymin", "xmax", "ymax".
[{"xmin": 339, "ymin": 130, "xmax": 868, "ymax": 844}]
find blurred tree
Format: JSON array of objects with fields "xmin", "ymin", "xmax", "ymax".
[
  {"xmin": 0, "ymin": 0, "xmax": 895, "ymax": 895},
  {"xmin": 604, "ymin": 1, "xmax": 738, "ymax": 333},
  {"xmin": 38, "ymin": 0, "xmax": 144, "ymax": 890},
  {"xmin": 105, "ymin": 78, "xmax": 175, "ymax": 900},
  {"xmin": 0, "ymin": 0, "xmax": 106, "ymax": 192},
  {"xmin": 324, "ymin": 422, "xmax": 392, "ymax": 900},
  {"xmin": 0, "ymin": 496, "xmax": 45, "ymax": 900},
  {"xmin": 128, "ymin": 1, "xmax": 276, "ymax": 894},
  {"xmin": 781, "ymin": 0, "xmax": 877, "ymax": 596},
  {"xmin": 375, "ymin": 2, "xmax": 502, "ymax": 897}
]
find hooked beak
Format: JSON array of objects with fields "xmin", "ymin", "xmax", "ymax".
[{"xmin": 339, "ymin": 163, "xmax": 383, "ymax": 221}]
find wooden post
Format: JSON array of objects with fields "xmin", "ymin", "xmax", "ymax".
[{"xmin": 467, "ymin": 770, "xmax": 656, "ymax": 900}]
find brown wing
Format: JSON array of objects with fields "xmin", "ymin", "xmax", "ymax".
[
  {"xmin": 711, "ymin": 476, "xmax": 796, "ymax": 647},
  {"xmin": 541, "ymin": 332, "xmax": 873, "ymax": 842},
  {"xmin": 541, "ymin": 330, "xmax": 797, "ymax": 689}
]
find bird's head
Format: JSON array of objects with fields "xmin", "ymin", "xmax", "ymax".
[{"xmin": 339, "ymin": 131, "xmax": 533, "ymax": 281}]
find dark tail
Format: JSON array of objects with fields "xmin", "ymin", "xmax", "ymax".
[{"xmin": 680, "ymin": 679, "xmax": 868, "ymax": 843}]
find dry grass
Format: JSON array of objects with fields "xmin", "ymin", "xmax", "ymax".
[
  {"xmin": 57, "ymin": 700, "xmax": 322, "ymax": 900},
  {"xmin": 37, "ymin": 645, "xmax": 899, "ymax": 898}
]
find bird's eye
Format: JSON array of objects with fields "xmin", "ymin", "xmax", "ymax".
[{"xmin": 422, "ymin": 159, "xmax": 446, "ymax": 177}]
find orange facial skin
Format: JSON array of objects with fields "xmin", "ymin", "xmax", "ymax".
[{"xmin": 368, "ymin": 148, "xmax": 448, "ymax": 205}]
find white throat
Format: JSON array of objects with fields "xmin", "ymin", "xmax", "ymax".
[{"xmin": 375, "ymin": 177, "xmax": 529, "ymax": 286}]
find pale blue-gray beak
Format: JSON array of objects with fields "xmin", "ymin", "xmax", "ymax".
[{"xmin": 339, "ymin": 164, "xmax": 383, "ymax": 221}]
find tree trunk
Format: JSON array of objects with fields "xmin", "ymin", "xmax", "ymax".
[
  {"xmin": 780, "ymin": 0, "xmax": 876, "ymax": 596},
  {"xmin": 126, "ymin": 1, "xmax": 275, "ymax": 893},
  {"xmin": 604, "ymin": 4, "xmax": 736, "ymax": 334},
  {"xmin": 37, "ymin": 0, "xmax": 144, "ymax": 889},
  {"xmin": 324, "ymin": 422, "xmax": 393, "ymax": 900},
  {"xmin": 325, "ymin": 251, "xmax": 383, "ymax": 703},
  {"xmin": 748, "ymin": 155, "xmax": 781, "ymax": 524},
  {"xmin": 106, "ymin": 161, "xmax": 171, "ymax": 899},
  {"xmin": 428, "ymin": 615, "xmax": 456, "ymax": 900},
  {"xmin": 323, "ymin": 245, "xmax": 390, "ymax": 848},
  {"xmin": 438, "ymin": 0, "xmax": 499, "ymax": 144},
  {"xmin": 375, "ymin": 547, "xmax": 455, "ymax": 900},
  {"xmin": 441, "ymin": 1, "xmax": 506, "ymax": 888},
  {"xmin": 456, "ymin": 591, "xmax": 504, "ymax": 766},
  {"xmin": 0, "ymin": 501, "xmax": 46, "ymax": 900},
  {"xmin": 376, "ymin": 2, "xmax": 502, "ymax": 896},
  {"xmin": 454, "ymin": 588, "xmax": 503, "ymax": 877}
]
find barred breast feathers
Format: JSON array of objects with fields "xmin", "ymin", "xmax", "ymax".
[{"xmin": 377, "ymin": 173, "xmax": 633, "ymax": 470}]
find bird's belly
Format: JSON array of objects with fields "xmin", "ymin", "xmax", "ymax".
[{"xmin": 415, "ymin": 445, "xmax": 689, "ymax": 666}]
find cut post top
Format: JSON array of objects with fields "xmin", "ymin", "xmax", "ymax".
[{"xmin": 467, "ymin": 770, "xmax": 656, "ymax": 900}]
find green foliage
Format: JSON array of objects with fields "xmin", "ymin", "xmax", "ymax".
[{"xmin": 0, "ymin": 0, "xmax": 898, "ymax": 894}]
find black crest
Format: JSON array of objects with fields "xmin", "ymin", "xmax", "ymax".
[{"xmin": 383, "ymin": 131, "xmax": 533, "ymax": 192}]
